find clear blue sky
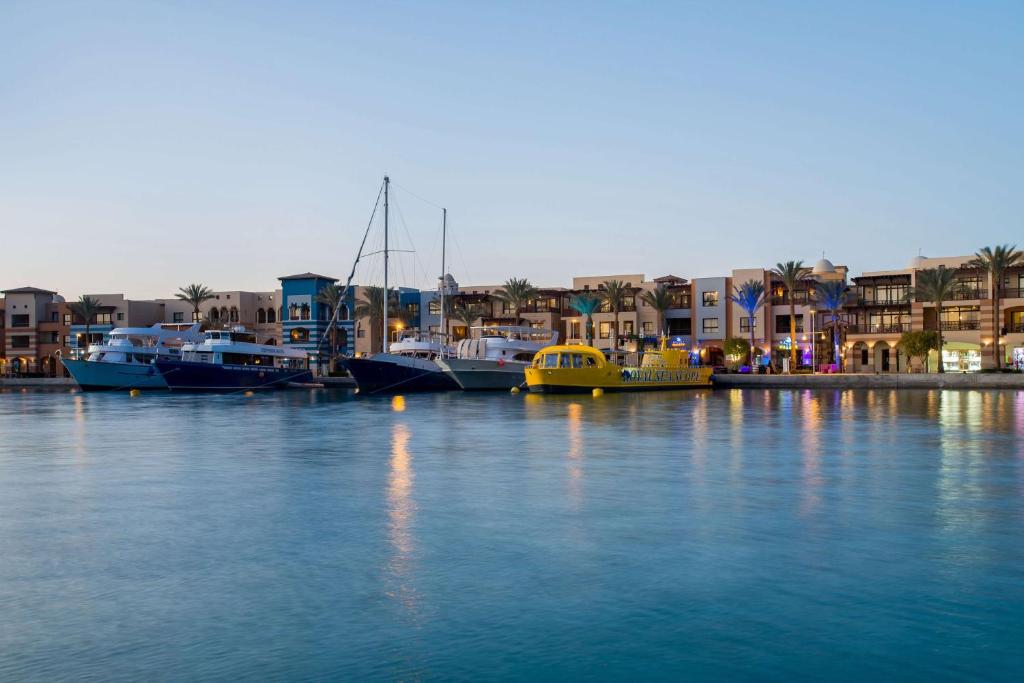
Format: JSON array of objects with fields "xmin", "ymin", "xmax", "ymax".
[{"xmin": 2, "ymin": 1, "xmax": 1021, "ymax": 299}]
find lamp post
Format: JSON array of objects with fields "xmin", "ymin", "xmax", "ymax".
[{"xmin": 809, "ymin": 308, "xmax": 816, "ymax": 372}]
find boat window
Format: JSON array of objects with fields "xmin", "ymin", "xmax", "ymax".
[
  {"xmin": 571, "ymin": 353, "xmax": 583, "ymax": 368},
  {"xmin": 559, "ymin": 353, "xmax": 572, "ymax": 368},
  {"xmin": 584, "ymin": 356, "xmax": 596, "ymax": 367},
  {"xmin": 543, "ymin": 354, "xmax": 559, "ymax": 368}
]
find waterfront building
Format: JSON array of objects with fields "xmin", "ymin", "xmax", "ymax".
[
  {"xmin": 1, "ymin": 286, "xmax": 70, "ymax": 377},
  {"xmin": 279, "ymin": 273, "xmax": 353, "ymax": 368},
  {"xmin": 156, "ymin": 289, "xmax": 281, "ymax": 345},
  {"xmin": 844, "ymin": 254, "xmax": 1024, "ymax": 373}
]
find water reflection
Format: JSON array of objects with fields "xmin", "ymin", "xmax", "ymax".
[
  {"xmin": 387, "ymin": 422, "xmax": 418, "ymax": 614},
  {"xmin": 566, "ymin": 402, "xmax": 584, "ymax": 510},
  {"xmin": 800, "ymin": 391, "xmax": 823, "ymax": 515}
]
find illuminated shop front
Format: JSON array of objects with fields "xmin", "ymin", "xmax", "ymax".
[
  {"xmin": 941, "ymin": 342, "xmax": 982, "ymax": 373},
  {"xmin": 1013, "ymin": 347, "xmax": 1024, "ymax": 371}
]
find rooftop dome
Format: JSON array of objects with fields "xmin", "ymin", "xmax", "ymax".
[
  {"xmin": 812, "ymin": 258, "xmax": 835, "ymax": 274},
  {"xmin": 908, "ymin": 255, "xmax": 928, "ymax": 269}
]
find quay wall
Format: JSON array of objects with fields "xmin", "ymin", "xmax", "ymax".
[
  {"xmin": 0, "ymin": 378, "xmax": 75, "ymax": 389},
  {"xmin": 712, "ymin": 373, "xmax": 1024, "ymax": 390}
]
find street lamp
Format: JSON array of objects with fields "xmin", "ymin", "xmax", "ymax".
[{"xmin": 809, "ymin": 308, "xmax": 816, "ymax": 372}]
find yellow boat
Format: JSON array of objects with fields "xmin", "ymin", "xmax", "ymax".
[{"xmin": 524, "ymin": 343, "xmax": 713, "ymax": 393}]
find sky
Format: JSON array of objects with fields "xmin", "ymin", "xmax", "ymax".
[{"xmin": 2, "ymin": 1, "xmax": 1022, "ymax": 300}]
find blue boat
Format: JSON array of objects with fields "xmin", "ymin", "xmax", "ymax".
[
  {"xmin": 62, "ymin": 323, "xmax": 204, "ymax": 391},
  {"xmin": 154, "ymin": 328, "xmax": 314, "ymax": 392}
]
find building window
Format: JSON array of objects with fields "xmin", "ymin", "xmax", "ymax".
[
  {"xmin": 96, "ymin": 313, "xmax": 112, "ymax": 325},
  {"xmin": 622, "ymin": 321, "xmax": 634, "ymax": 336},
  {"xmin": 702, "ymin": 291, "xmax": 719, "ymax": 307},
  {"xmin": 11, "ymin": 314, "xmax": 29, "ymax": 328},
  {"xmin": 290, "ymin": 327, "xmax": 309, "ymax": 342},
  {"xmin": 267, "ymin": 308, "xmax": 277, "ymax": 323},
  {"xmin": 257, "ymin": 309, "xmax": 266, "ymax": 324},
  {"xmin": 230, "ymin": 307, "xmax": 239, "ymax": 323},
  {"xmin": 406, "ymin": 303, "xmax": 421, "ymax": 318},
  {"xmin": 63, "ymin": 313, "xmax": 72, "ymax": 325},
  {"xmin": 775, "ymin": 315, "xmax": 804, "ymax": 334},
  {"xmin": 642, "ymin": 321, "xmax": 654, "ymax": 334},
  {"xmin": 50, "ymin": 312, "xmax": 58, "ymax": 322},
  {"xmin": 173, "ymin": 312, "xmax": 185, "ymax": 323},
  {"xmin": 357, "ymin": 326, "xmax": 365, "ymax": 338},
  {"xmin": 428, "ymin": 300, "xmax": 441, "ymax": 315},
  {"xmin": 668, "ymin": 318, "xmax": 692, "ymax": 335},
  {"xmin": 702, "ymin": 318, "xmax": 719, "ymax": 333},
  {"xmin": 568, "ymin": 320, "xmax": 581, "ymax": 339},
  {"xmin": 63, "ymin": 335, "xmax": 71, "ymax": 346},
  {"xmin": 740, "ymin": 317, "xmax": 755, "ymax": 333},
  {"xmin": 599, "ymin": 321, "xmax": 612, "ymax": 339},
  {"xmin": 117, "ymin": 312, "xmax": 124, "ymax": 321},
  {"xmin": 11, "ymin": 335, "xmax": 30, "ymax": 349}
]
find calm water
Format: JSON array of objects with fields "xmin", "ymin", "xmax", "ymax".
[{"xmin": 1, "ymin": 388, "xmax": 1023, "ymax": 681}]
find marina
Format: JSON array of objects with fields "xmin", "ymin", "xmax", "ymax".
[{"xmin": 2, "ymin": 388, "xmax": 1023, "ymax": 679}]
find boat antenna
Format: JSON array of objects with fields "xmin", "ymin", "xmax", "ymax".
[
  {"xmin": 440, "ymin": 207, "xmax": 447, "ymax": 353},
  {"xmin": 383, "ymin": 175, "xmax": 389, "ymax": 354}
]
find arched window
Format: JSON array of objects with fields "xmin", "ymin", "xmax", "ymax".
[
  {"xmin": 230, "ymin": 307, "xmax": 239, "ymax": 322},
  {"xmin": 220, "ymin": 307, "xmax": 228, "ymax": 321},
  {"xmin": 289, "ymin": 303, "xmax": 300, "ymax": 320},
  {"xmin": 290, "ymin": 327, "xmax": 309, "ymax": 342},
  {"xmin": 340, "ymin": 304, "xmax": 350, "ymax": 321},
  {"xmin": 266, "ymin": 308, "xmax": 276, "ymax": 323},
  {"xmin": 256, "ymin": 309, "xmax": 266, "ymax": 324},
  {"xmin": 209, "ymin": 308, "xmax": 220, "ymax": 321},
  {"xmin": 300, "ymin": 303, "xmax": 311, "ymax": 320}
]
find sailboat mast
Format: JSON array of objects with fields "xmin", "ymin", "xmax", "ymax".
[
  {"xmin": 383, "ymin": 175, "xmax": 389, "ymax": 354},
  {"xmin": 440, "ymin": 207, "xmax": 447, "ymax": 347}
]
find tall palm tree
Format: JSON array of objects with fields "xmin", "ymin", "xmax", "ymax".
[
  {"xmin": 69, "ymin": 295, "xmax": 103, "ymax": 353},
  {"xmin": 967, "ymin": 244, "xmax": 1023, "ymax": 369},
  {"xmin": 639, "ymin": 284, "xmax": 672, "ymax": 339},
  {"xmin": 771, "ymin": 261, "xmax": 811, "ymax": 372},
  {"xmin": 354, "ymin": 286, "xmax": 402, "ymax": 350},
  {"xmin": 452, "ymin": 303, "xmax": 487, "ymax": 339},
  {"xmin": 176, "ymin": 283, "xmax": 215, "ymax": 323},
  {"xmin": 492, "ymin": 277, "xmax": 537, "ymax": 326},
  {"xmin": 814, "ymin": 280, "xmax": 848, "ymax": 372},
  {"xmin": 316, "ymin": 284, "xmax": 344, "ymax": 372},
  {"xmin": 600, "ymin": 279, "xmax": 630, "ymax": 351},
  {"xmin": 569, "ymin": 294, "xmax": 602, "ymax": 347},
  {"xmin": 729, "ymin": 280, "xmax": 765, "ymax": 367},
  {"xmin": 911, "ymin": 267, "xmax": 960, "ymax": 373}
]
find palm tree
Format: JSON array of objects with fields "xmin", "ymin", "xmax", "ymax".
[
  {"xmin": 354, "ymin": 286, "xmax": 401, "ymax": 350},
  {"xmin": 69, "ymin": 295, "xmax": 103, "ymax": 353},
  {"xmin": 569, "ymin": 294, "xmax": 602, "ymax": 346},
  {"xmin": 452, "ymin": 303, "xmax": 487, "ymax": 339},
  {"xmin": 967, "ymin": 244, "xmax": 1023, "ymax": 369},
  {"xmin": 771, "ymin": 261, "xmax": 811, "ymax": 372},
  {"xmin": 910, "ymin": 267, "xmax": 960, "ymax": 373},
  {"xmin": 639, "ymin": 284, "xmax": 672, "ymax": 340},
  {"xmin": 176, "ymin": 283, "xmax": 215, "ymax": 323},
  {"xmin": 492, "ymin": 277, "xmax": 537, "ymax": 326},
  {"xmin": 814, "ymin": 280, "xmax": 848, "ymax": 372},
  {"xmin": 600, "ymin": 279, "xmax": 630, "ymax": 351},
  {"xmin": 728, "ymin": 280, "xmax": 765, "ymax": 367},
  {"xmin": 316, "ymin": 284, "xmax": 345, "ymax": 372}
]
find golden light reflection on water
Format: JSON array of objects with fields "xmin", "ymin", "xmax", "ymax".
[
  {"xmin": 567, "ymin": 402, "xmax": 584, "ymax": 509},
  {"xmin": 387, "ymin": 422, "xmax": 418, "ymax": 613},
  {"xmin": 72, "ymin": 394, "xmax": 87, "ymax": 461},
  {"xmin": 728, "ymin": 390, "xmax": 744, "ymax": 472},
  {"xmin": 800, "ymin": 391, "xmax": 823, "ymax": 515},
  {"xmin": 391, "ymin": 395, "xmax": 406, "ymax": 412}
]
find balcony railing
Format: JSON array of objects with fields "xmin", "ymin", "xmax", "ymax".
[
  {"xmin": 915, "ymin": 289, "xmax": 984, "ymax": 302},
  {"xmin": 1002, "ymin": 288, "xmax": 1024, "ymax": 299},
  {"xmin": 939, "ymin": 321, "xmax": 981, "ymax": 331},
  {"xmin": 1007, "ymin": 323, "xmax": 1024, "ymax": 333},
  {"xmin": 771, "ymin": 294, "xmax": 810, "ymax": 306},
  {"xmin": 853, "ymin": 297, "xmax": 909, "ymax": 307},
  {"xmin": 847, "ymin": 323, "xmax": 910, "ymax": 334}
]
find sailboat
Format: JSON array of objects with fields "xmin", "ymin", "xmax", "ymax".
[{"xmin": 341, "ymin": 176, "xmax": 459, "ymax": 395}]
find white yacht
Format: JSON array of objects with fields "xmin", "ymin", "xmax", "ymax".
[
  {"xmin": 435, "ymin": 325, "xmax": 559, "ymax": 390},
  {"xmin": 154, "ymin": 327, "xmax": 313, "ymax": 391},
  {"xmin": 62, "ymin": 323, "xmax": 204, "ymax": 391}
]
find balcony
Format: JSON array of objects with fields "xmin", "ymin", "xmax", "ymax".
[
  {"xmin": 1003, "ymin": 288, "xmax": 1024, "ymax": 299},
  {"xmin": 1007, "ymin": 323, "xmax": 1024, "ymax": 333},
  {"xmin": 771, "ymin": 294, "xmax": 810, "ymax": 306},
  {"xmin": 939, "ymin": 321, "xmax": 981, "ymax": 331},
  {"xmin": 847, "ymin": 323, "xmax": 910, "ymax": 334},
  {"xmin": 915, "ymin": 289, "xmax": 984, "ymax": 302},
  {"xmin": 853, "ymin": 297, "xmax": 909, "ymax": 307}
]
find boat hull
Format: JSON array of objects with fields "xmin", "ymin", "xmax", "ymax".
[
  {"xmin": 342, "ymin": 355, "xmax": 458, "ymax": 394},
  {"xmin": 62, "ymin": 358, "xmax": 168, "ymax": 391},
  {"xmin": 525, "ymin": 365, "xmax": 714, "ymax": 393},
  {"xmin": 434, "ymin": 357, "xmax": 527, "ymax": 391},
  {"xmin": 154, "ymin": 360, "xmax": 313, "ymax": 392}
]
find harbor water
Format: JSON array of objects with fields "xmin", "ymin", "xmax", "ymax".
[{"xmin": 1, "ymin": 388, "xmax": 1023, "ymax": 680}]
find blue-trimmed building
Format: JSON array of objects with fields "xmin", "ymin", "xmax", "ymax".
[{"xmin": 279, "ymin": 273, "xmax": 355, "ymax": 371}]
